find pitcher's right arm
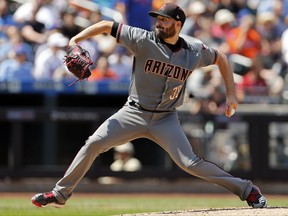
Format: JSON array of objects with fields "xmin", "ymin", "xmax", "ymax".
[{"xmin": 69, "ymin": 20, "xmax": 114, "ymax": 46}]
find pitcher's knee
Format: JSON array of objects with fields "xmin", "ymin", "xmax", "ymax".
[
  {"xmin": 175, "ymin": 155, "xmax": 202, "ymax": 173},
  {"xmin": 84, "ymin": 135, "xmax": 112, "ymax": 154}
]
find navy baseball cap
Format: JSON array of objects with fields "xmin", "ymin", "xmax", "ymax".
[{"xmin": 149, "ymin": 3, "xmax": 186, "ymax": 26}]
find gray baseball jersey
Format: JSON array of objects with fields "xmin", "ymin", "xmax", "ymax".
[
  {"xmin": 52, "ymin": 23, "xmax": 253, "ymax": 203},
  {"xmin": 117, "ymin": 23, "xmax": 216, "ymax": 111}
]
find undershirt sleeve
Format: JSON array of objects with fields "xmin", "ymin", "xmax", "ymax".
[{"xmin": 110, "ymin": 22, "xmax": 119, "ymax": 38}]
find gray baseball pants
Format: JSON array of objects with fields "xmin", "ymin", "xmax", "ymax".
[{"xmin": 53, "ymin": 103, "xmax": 253, "ymax": 203}]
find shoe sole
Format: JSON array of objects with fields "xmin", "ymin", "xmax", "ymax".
[
  {"xmin": 31, "ymin": 200, "xmax": 42, "ymax": 208},
  {"xmin": 31, "ymin": 199, "xmax": 65, "ymax": 208}
]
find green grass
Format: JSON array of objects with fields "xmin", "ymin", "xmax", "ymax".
[{"xmin": 0, "ymin": 193, "xmax": 287, "ymax": 216}]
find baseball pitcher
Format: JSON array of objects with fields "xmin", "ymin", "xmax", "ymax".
[{"xmin": 32, "ymin": 3, "xmax": 267, "ymax": 209}]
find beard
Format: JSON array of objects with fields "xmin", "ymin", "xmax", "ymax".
[{"xmin": 155, "ymin": 24, "xmax": 176, "ymax": 39}]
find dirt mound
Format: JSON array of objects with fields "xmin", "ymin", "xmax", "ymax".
[{"xmin": 123, "ymin": 207, "xmax": 288, "ymax": 216}]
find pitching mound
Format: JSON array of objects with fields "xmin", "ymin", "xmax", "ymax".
[{"xmin": 123, "ymin": 207, "xmax": 288, "ymax": 216}]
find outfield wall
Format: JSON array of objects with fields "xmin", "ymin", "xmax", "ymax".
[{"xmin": 1, "ymin": 92, "xmax": 288, "ymax": 182}]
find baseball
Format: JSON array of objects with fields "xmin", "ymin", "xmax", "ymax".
[{"xmin": 230, "ymin": 108, "xmax": 236, "ymax": 116}]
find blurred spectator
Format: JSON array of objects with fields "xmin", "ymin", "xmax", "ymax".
[
  {"xmin": 257, "ymin": 0, "xmax": 288, "ymax": 22},
  {"xmin": 110, "ymin": 142, "xmax": 142, "ymax": 172},
  {"xmin": 60, "ymin": 5, "xmax": 102, "ymax": 62},
  {"xmin": 89, "ymin": 56, "xmax": 119, "ymax": 81},
  {"xmin": 237, "ymin": 57, "xmax": 268, "ymax": 103},
  {"xmin": 115, "ymin": 0, "xmax": 153, "ymax": 30},
  {"xmin": 181, "ymin": 1, "xmax": 206, "ymax": 37},
  {"xmin": 72, "ymin": 6, "xmax": 116, "ymax": 57},
  {"xmin": 0, "ymin": 44, "xmax": 34, "ymax": 81},
  {"xmin": 59, "ymin": 7, "xmax": 82, "ymax": 39},
  {"xmin": 33, "ymin": 31, "xmax": 70, "ymax": 81},
  {"xmin": 273, "ymin": 0, "xmax": 288, "ymax": 22},
  {"xmin": 13, "ymin": 0, "xmax": 61, "ymax": 30},
  {"xmin": 236, "ymin": 56, "xmax": 284, "ymax": 103},
  {"xmin": 19, "ymin": 1, "xmax": 48, "ymax": 51},
  {"xmin": 94, "ymin": 32, "xmax": 117, "ymax": 57},
  {"xmin": 0, "ymin": 0, "xmax": 17, "ymax": 40},
  {"xmin": 186, "ymin": 66, "xmax": 226, "ymax": 114},
  {"xmin": 0, "ymin": 26, "xmax": 34, "ymax": 63},
  {"xmin": 256, "ymin": 0, "xmax": 273, "ymax": 14},
  {"xmin": 77, "ymin": 8, "xmax": 102, "ymax": 62},
  {"xmin": 182, "ymin": 1, "xmax": 216, "ymax": 46},
  {"xmin": 108, "ymin": 45, "xmax": 132, "ymax": 80},
  {"xmin": 256, "ymin": 11, "xmax": 286, "ymax": 70},
  {"xmin": 226, "ymin": 12, "xmax": 261, "ymax": 59},
  {"xmin": 52, "ymin": 0, "xmax": 68, "ymax": 13},
  {"xmin": 69, "ymin": 3, "xmax": 102, "ymax": 29},
  {"xmin": 211, "ymin": 9, "xmax": 236, "ymax": 54},
  {"xmin": 187, "ymin": 66, "xmax": 221, "ymax": 100},
  {"xmin": 215, "ymin": 0, "xmax": 249, "ymax": 15},
  {"xmin": 88, "ymin": 6, "xmax": 103, "ymax": 24}
]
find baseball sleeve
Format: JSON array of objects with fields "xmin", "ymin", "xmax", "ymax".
[
  {"xmin": 111, "ymin": 23, "xmax": 148, "ymax": 55},
  {"xmin": 194, "ymin": 43, "xmax": 218, "ymax": 67}
]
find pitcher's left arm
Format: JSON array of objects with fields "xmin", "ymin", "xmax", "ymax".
[{"xmin": 215, "ymin": 51, "xmax": 238, "ymax": 117}]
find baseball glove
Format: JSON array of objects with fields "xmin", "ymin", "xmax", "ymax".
[{"xmin": 63, "ymin": 45, "xmax": 93, "ymax": 86}]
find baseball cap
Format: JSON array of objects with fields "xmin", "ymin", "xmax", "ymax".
[
  {"xmin": 214, "ymin": 9, "xmax": 235, "ymax": 25},
  {"xmin": 47, "ymin": 32, "xmax": 69, "ymax": 48},
  {"xmin": 188, "ymin": 1, "xmax": 206, "ymax": 15},
  {"xmin": 15, "ymin": 44, "xmax": 26, "ymax": 56},
  {"xmin": 114, "ymin": 142, "xmax": 134, "ymax": 154},
  {"xmin": 149, "ymin": 3, "xmax": 186, "ymax": 26}
]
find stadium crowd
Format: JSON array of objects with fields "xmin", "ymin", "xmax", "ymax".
[{"xmin": 1, "ymin": 0, "xmax": 288, "ymax": 111}]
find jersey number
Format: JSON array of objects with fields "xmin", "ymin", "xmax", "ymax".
[{"xmin": 170, "ymin": 86, "xmax": 182, "ymax": 100}]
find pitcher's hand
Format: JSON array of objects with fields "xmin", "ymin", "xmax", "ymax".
[{"xmin": 225, "ymin": 94, "xmax": 238, "ymax": 117}]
